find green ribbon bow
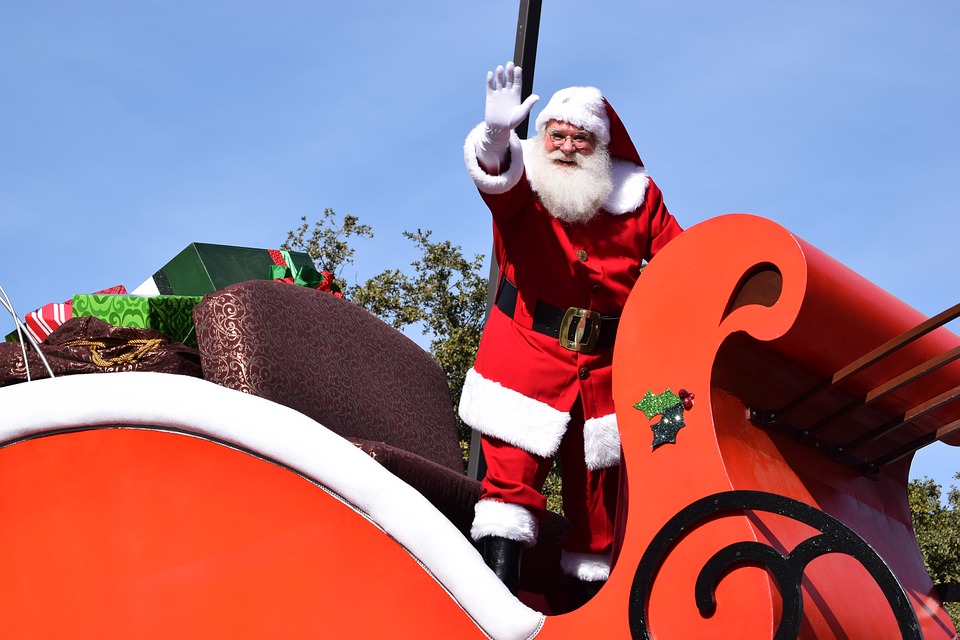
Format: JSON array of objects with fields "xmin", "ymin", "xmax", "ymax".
[{"xmin": 269, "ymin": 250, "xmax": 324, "ymax": 288}]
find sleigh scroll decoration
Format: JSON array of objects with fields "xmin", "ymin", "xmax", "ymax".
[{"xmin": 611, "ymin": 213, "xmax": 960, "ymax": 639}]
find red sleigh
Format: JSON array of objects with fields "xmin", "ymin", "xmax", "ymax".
[{"xmin": 1, "ymin": 214, "xmax": 957, "ymax": 639}]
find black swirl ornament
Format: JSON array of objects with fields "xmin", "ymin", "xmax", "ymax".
[{"xmin": 627, "ymin": 490, "xmax": 921, "ymax": 640}]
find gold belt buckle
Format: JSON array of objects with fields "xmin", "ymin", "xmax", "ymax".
[{"xmin": 560, "ymin": 307, "xmax": 601, "ymax": 353}]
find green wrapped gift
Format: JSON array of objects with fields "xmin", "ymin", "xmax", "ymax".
[
  {"xmin": 135, "ymin": 243, "xmax": 315, "ymax": 296},
  {"xmin": 72, "ymin": 294, "xmax": 203, "ymax": 348}
]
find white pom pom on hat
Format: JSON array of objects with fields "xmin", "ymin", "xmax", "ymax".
[{"xmin": 534, "ymin": 86, "xmax": 611, "ymax": 146}]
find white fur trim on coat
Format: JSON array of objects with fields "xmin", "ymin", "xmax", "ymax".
[
  {"xmin": 459, "ymin": 368, "xmax": 570, "ymax": 458},
  {"xmin": 471, "ymin": 499, "xmax": 540, "ymax": 546},
  {"xmin": 583, "ymin": 412, "xmax": 621, "ymax": 470},
  {"xmin": 560, "ymin": 550, "xmax": 611, "ymax": 582},
  {"xmin": 602, "ymin": 158, "xmax": 650, "ymax": 214},
  {"xmin": 464, "ymin": 123, "xmax": 525, "ymax": 195}
]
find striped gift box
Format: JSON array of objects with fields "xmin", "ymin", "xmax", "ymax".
[
  {"xmin": 23, "ymin": 302, "xmax": 72, "ymax": 344},
  {"xmin": 17, "ymin": 285, "xmax": 127, "ymax": 344}
]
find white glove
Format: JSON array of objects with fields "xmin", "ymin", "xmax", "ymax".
[{"xmin": 475, "ymin": 62, "xmax": 540, "ymax": 172}]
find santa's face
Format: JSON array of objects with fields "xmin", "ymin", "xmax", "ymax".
[
  {"xmin": 527, "ymin": 120, "xmax": 613, "ymax": 225},
  {"xmin": 542, "ymin": 120, "xmax": 597, "ymax": 162}
]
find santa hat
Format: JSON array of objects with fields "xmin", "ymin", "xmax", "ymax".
[{"xmin": 534, "ymin": 86, "xmax": 644, "ymax": 167}]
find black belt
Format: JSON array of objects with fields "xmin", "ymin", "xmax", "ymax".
[{"xmin": 495, "ymin": 277, "xmax": 619, "ymax": 353}]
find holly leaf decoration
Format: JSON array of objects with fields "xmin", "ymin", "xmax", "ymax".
[
  {"xmin": 650, "ymin": 403, "xmax": 686, "ymax": 449},
  {"xmin": 634, "ymin": 388, "xmax": 687, "ymax": 450},
  {"xmin": 634, "ymin": 389, "xmax": 682, "ymax": 420}
]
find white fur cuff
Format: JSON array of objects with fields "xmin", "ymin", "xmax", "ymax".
[
  {"xmin": 471, "ymin": 499, "xmax": 539, "ymax": 546},
  {"xmin": 464, "ymin": 123, "xmax": 525, "ymax": 195},
  {"xmin": 560, "ymin": 550, "xmax": 611, "ymax": 582},
  {"xmin": 458, "ymin": 368, "xmax": 569, "ymax": 458},
  {"xmin": 583, "ymin": 413, "xmax": 621, "ymax": 470}
]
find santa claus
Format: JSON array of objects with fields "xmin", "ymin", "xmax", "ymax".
[{"xmin": 460, "ymin": 61, "xmax": 683, "ymax": 595}]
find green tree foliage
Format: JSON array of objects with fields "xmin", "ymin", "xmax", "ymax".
[
  {"xmin": 283, "ymin": 211, "xmax": 487, "ymax": 443},
  {"xmin": 908, "ymin": 473, "xmax": 960, "ymax": 626},
  {"xmin": 282, "ymin": 208, "xmax": 374, "ymax": 292}
]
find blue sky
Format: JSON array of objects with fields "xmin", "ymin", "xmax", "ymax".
[{"xmin": 1, "ymin": 1, "xmax": 957, "ymax": 489}]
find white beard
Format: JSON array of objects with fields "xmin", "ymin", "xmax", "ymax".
[{"xmin": 525, "ymin": 137, "xmax": 614, "ymax": 225}]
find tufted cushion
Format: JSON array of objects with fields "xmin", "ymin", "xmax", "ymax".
[{"xmin": 193, "ymin": 280, "xmax": 464, "ymax": 472}]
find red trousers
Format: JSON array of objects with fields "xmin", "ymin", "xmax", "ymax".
[{"xmin": 479, "ymin": 401, "xmax": 619, "ymax": 556}]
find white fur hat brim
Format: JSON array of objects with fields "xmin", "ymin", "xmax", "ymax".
[{"xmin": 534, "ymin": 86, "xmax": 610, "ymax": 146}]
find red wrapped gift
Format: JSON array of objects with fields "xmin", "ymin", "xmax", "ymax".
[{"xmin": 23, "ymin": 303, "xmax": 71, "ymax": 344}]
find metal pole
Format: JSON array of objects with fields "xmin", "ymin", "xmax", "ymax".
[
  {"xmin": 512, "ymin": 0, "xmax": 542, "ymax": 138},
  {"xmin": 468, "ymin": 0, "xmax": 543, "ymax": 481}
]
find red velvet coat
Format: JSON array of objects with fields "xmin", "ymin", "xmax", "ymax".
[{"xmin": 459, "ymin": 127, "xmax": 683, "ymax": 470}]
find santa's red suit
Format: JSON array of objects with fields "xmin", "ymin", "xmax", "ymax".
[{"xmin": 461, "ymin": 87, "xmax": 683, "ymax": 581}]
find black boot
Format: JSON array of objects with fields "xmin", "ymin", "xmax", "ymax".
[
  {"xmin": 480, "ymin": 536, "xmax": 523, "ymax": 595},
  {"xmin": 576, "ymin": 578, "xmax": 604, "ymax": 604}
]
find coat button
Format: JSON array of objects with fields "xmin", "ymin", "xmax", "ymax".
[
  {"xmin": 578, "ymin": 367, "xmax": 590, "ymax": 380},
  {"xmin": 576, "ymin": 249, "xmax": 588, "ymax": 262}
]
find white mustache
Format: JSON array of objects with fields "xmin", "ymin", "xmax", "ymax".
[{"xmin": 545, "ymin": 149, "xmax": 583, "ymax": 165}]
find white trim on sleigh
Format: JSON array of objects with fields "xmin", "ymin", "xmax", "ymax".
[{"xmin": 1, "ymin": 372, "xmax": 546, "ymax": 640}]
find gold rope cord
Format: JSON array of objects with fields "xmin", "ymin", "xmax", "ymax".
[{"xmin": 62, "ymin": 338, "xmax": 165, "ymax": 367}]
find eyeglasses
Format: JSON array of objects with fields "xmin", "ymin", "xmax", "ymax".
[{"xmin": 547, "ymin": 130, "xmax": 594, "ymax": 149}]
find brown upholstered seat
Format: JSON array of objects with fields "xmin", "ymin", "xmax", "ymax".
[
  {"xmin": 193, "ymin": 280, "xmax": 464, "ymax": 472},
  {"xmin": 193, "ymin": 280, "xmax": 577, "ymax": 613}
]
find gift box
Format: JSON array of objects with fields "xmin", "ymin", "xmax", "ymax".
[
  {"xmin": 6, "ymin": 285, "xmax": 127, "ymax": 344},
  {"xmin": 72, "ymin": 294, "xmax": 203, "ymax": 348},
  {"xmin": 133, "ymin": 243, "xmax": 316, "ymax": 296}
]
